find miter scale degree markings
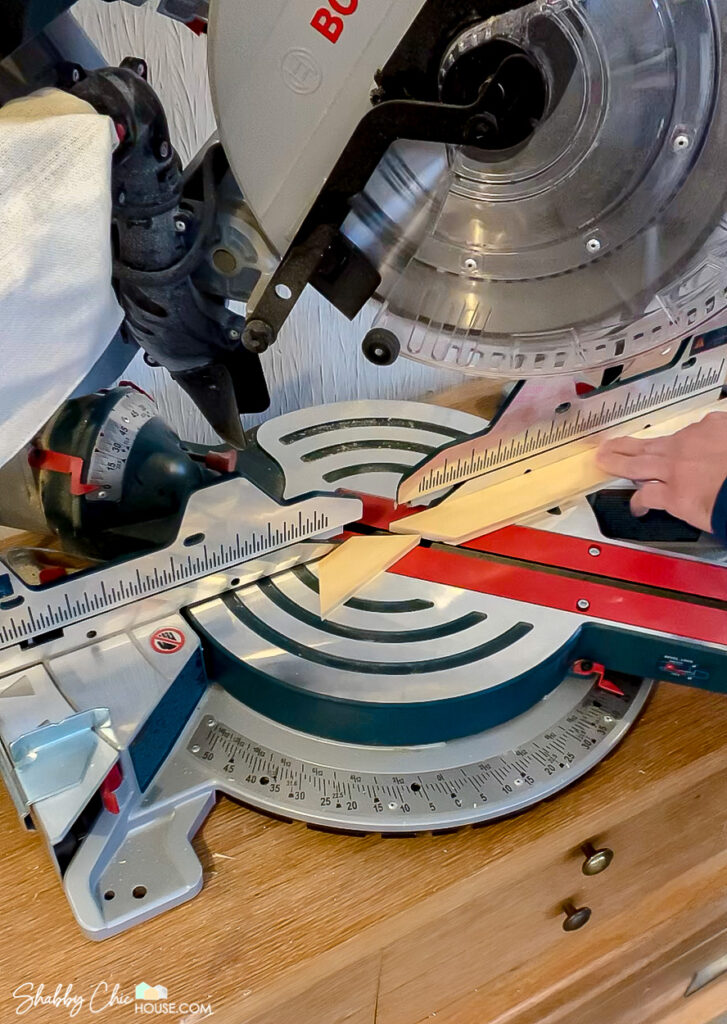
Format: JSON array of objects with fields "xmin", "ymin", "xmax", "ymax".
[{"xmin": 180, "ymin": 677, "xmax": 649, "ymax": 833}]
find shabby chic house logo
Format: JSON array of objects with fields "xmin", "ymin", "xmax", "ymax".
[{"xmin": 11, "ymin": 980, "xmax": 212, "ymax": 1018}]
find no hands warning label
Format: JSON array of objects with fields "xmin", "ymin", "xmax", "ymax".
[{"xmin": 150, "ymin": 627, "xmax": 186, "ymax": 654}]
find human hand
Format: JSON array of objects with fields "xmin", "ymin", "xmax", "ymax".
[{"xmin": 596, "ymin": 412, "xmax": 727, "ymax": 533}]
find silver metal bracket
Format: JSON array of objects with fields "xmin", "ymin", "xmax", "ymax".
[{"xmin": 9, "ymin": 708, "xmax": 112, "ymax": 807}]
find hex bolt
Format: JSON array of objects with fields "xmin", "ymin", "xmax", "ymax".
[{"xmin": 243, "ymin": 319, "xmax": 276, "ymax": 354}]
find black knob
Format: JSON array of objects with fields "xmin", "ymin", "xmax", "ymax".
[
  {"xmin": 581, "ymin": 843, "xmax": 614, "ymax": 876},
  {"xmin": 362, "ymin": 329, "xmax": 400, "ymax": 367},
  {"xmin": 562, "ymin": 901, "xmax": 592, "ymax": 932},
  {"xmin": 243, "ymin": 319, "xmax": 275, "ymax": 354}
]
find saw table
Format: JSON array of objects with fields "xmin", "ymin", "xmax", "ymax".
[
  {"xmin": 2, "ymin": 345, "xmax": 727, "ymax": 929},
  {"xmin": 1, "ymin": 379, "xmax": 727, "ymax": 1023}
]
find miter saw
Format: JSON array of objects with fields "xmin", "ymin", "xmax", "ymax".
[{"xmin": 2, "ymin": 0, "xmax": 727, "ymax": 939}]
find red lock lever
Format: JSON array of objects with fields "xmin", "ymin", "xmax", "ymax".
[
  {"xmin": 572, "ymin": 659, "xmax": 625, "ymax": 697},
  {"xmin": 204, "ymin": 449, "xmax": 238, "ymax": 474},
  {"xmin": 28, "ymin": 449, "xmax": 97, "ymax": 496},
  {"xmin": 100, "ymin": 763, "xmax": 123, "ymax": 815}
]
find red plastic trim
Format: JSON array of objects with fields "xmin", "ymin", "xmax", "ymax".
[
  {"xmin": 100, "ymin": 763, "xmax": 123, "ymax": 815},
  {"xmin": 27, "ymin": 449, "xmax": 96, "ymax": 496},
  {"xmin": 354, "ymin": 496, "xmax": 727, "ymax": 603},
  {"xmin": 205, "ymin": 449, "xmax": 238, "ymax": 474},
  {"xmin": 38, "ymin": 566, "xmax": 66, "ymax": 585},
  {"xmin": 186, "ymin": 17, "xmax": 207, "ymax": 34},
  {"xmin": 389, "ymin": 545, "xmax": 727, "ymax": 646},
  {"xmin": 463, "ymin": 526, "xmax": 727, "ymax": 602},
  {"xmin": 119, "ymin": 380, "xmax": 155, "ymax": 403}
]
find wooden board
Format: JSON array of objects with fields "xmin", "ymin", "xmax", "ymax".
[
  {"xmin": 317, "ymin": 533, "xmax": 420, "ymax": 617},
  {"xmin": 393, "ymin": 402, "xmax": 723, "ymax": 545},
  {"xmin": 392, "ymin": 446, "xmax": 608, "ymax": 543}
]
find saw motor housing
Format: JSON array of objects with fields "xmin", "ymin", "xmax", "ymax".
[
  {"xmin": 210, "ymin": 0, "xmax": 727, "ymax": 382},
  {"xmin": 8, "ymin": 0, "xmax": 727, "ymax": 449}
]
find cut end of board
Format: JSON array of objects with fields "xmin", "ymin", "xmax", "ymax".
[{"xmin": 317, "ymin": 533, "xmax": 421, "ymax": 619}]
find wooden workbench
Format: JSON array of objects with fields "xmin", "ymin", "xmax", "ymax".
[
  {"xmin": 1, "ymin": 683, "xmax": 726, "ymax": 1024},
  {"xmin": 1, "ymin": 384, "xmax": 727, "ymax": 1023}
]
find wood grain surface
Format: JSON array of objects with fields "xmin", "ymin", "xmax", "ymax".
[
  {"xmin": 317, "ymin": 534, "xmax": 421, "ymax": 618},
  {"xmin": 0, "ymin": 683, "xmax": 726, "ymax": 1023}
]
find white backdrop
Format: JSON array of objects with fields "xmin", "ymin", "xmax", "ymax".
[{"xmin": 74, "ymin": 0, "xmax": 465, "ymax": 444}]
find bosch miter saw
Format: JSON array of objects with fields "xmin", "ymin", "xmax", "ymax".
[{"xmin": 2, "ymin": 0, "xmax": 727, "ymax": 939}]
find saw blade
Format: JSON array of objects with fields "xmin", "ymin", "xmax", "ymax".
[{"xmin": 346, "ymin": 0, "xmax": 727, "ymax": 378}]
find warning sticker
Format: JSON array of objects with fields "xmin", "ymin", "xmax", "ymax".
[{"xmin": 150, "ymin": 627, "xmax": 186, "ymax": 655}]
